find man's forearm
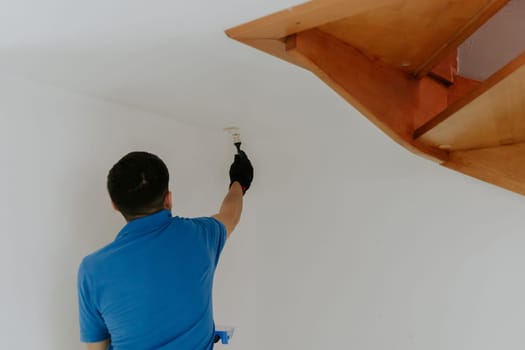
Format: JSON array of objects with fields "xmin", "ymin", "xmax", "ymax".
[
  {"xmin": 213, "ymin": 182, "xmax": 243, "ymax": 237},
  {"xmin": 220, "ymin": 181, "xmax": 243, "ymax": 225}
]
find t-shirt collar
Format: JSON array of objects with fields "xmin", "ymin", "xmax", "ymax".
[{"xmin": 115, "ymin": 209, "xmax": 172, "ymax": 241}]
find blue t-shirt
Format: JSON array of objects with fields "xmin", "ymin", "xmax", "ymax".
[{"xmin": 77, "ymin": 210, "xmax": 226, "ymax": 350}]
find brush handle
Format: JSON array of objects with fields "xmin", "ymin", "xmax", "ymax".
[{"xmin": 234, "ymin": 142, "xmax": 242, "ymax": 154}]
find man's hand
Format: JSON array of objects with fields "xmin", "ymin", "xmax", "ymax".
[{"xmin": 229, "ymin": 150, "xmax": 254, "ymax": 194}]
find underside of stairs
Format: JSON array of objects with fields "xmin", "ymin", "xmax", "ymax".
[{"xmin": 226, "ymin": 0, "xmax": 525, "ymax": 195}]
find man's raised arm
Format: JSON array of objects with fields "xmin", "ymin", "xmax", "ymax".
[{"xmin": 213, "ymin": 149, "xmax": 253, "ymax": 238}]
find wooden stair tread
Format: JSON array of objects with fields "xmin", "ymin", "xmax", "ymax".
[
  {"xmin": 415, "ymin": 52, "xmax": 525, "ymax": 151},
  {"xmin": 445, "ymin": 143, "xmax": 525, "ymax": 196},
  {"xmin": 226, "ymin": 0, "xmax": 508, "ymax": 77},
  {"xmin": 226, "ymin": 0, "xmax": 525, "ymax": 196}
]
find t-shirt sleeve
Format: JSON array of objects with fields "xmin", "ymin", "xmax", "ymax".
[
  {"xmin": 77, "ymin": 261, "xmax": 110, "ymax": 343},
  {"xmin": 193, "ymin": 217, "xmax": 227, "ymax": 267}
]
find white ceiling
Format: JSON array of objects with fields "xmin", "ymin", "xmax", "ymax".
[
  {"xmin": 1, "ymin": 0, "xmax": 524, "ymax": 128},
  {"xmin": 0, "ymin": 0, "xmax": 307, "ymax": 129}
]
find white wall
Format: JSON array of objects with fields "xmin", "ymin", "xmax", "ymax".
[
  {"xmin": 4, "ymin": 72, "xmax": 525, "ymax": 350},
  {"xmin": 247, "ymin": 96, "xmax": 525, "ymax": 349},
  {"xmin": 1, "ymin": 76, "xmax": 256, "ymax": 349}
]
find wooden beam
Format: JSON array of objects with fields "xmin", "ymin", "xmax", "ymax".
[
  {"xmin": 428, "ymin": 49, "xmax": 458, "ymax": 85},
  {"xmin": 447, "ymin": 76, "xmax": 480, "ymax": 106},
  {"xmin": 286, "ymin": 29, "xmax": 449, "ymax": 162},
  {"xmin": 414, "ymin": 77, "xmax": 450, "ymax": 131}
]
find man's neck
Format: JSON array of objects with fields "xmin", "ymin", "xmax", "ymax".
[{"xmin": 125, "ymin": 208, "xmax": 170, "ymax": 222}]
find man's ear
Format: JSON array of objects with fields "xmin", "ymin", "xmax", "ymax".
[
  {"xmin": 164, "ymin": 191, "xmax": 172, "ymax": 210},
  {"xmin": 111, "ymin": 201, "xmax": 119, "ymax": 212}
]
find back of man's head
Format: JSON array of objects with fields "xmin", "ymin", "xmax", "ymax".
[{"xmin": 107, "ymin": 151, "xmax": 169, "ymax": 220}]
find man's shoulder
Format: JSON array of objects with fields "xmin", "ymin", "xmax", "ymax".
[
  {"xmin": 79, "ymin": 241, "xmax": 118, "ymax": 276},
  {"xmin": 173, "ymin": 216, "xmax": 222, "ymax": 229},
  {"xmin": 179, "ymin": 216, "xmax": 223, "ymax": 227}
]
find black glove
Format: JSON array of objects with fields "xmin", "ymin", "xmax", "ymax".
[{"xmin": 229, "ymin": 150, "xmax": 254, "ymax": 194}]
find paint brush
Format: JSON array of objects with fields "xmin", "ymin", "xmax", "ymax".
[{"xmin": 224, "ymin": 127, "xmax": 242, "ymax": 154}]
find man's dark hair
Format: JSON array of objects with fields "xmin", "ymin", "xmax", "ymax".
[{"xmin": 107, "ymin": 152, "xmax": 169, "ymax": 219}]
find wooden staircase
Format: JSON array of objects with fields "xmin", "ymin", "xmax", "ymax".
[{"xmin": 225, "ymin": 0, "xmax": 525, "ymax": 195}]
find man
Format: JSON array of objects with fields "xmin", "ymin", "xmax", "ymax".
[{"xmin": 77, "ymin": 149, "xmax": 254, "ymax": 350}]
